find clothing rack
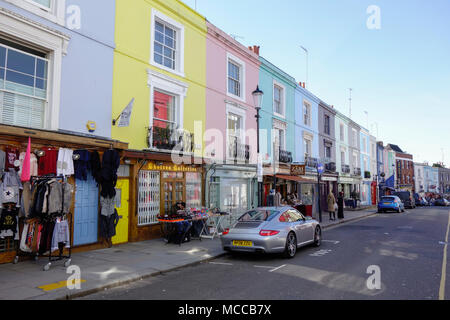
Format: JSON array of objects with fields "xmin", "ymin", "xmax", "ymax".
[{"xmin": 14, "ymin": 175, "xmax": 72, "ymax": 271}]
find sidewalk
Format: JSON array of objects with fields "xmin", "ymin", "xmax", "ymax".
[{"xmin": 0, "ymin": 208, "xmax": 376, "ymax": 300}]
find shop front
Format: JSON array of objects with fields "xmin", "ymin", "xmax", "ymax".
[
  {"xmin": 0, "ymin": 124, "xmax": 128, "ymax": 265},
  {"xmin": 206, "ymin": 164, "xmax": 257, "ymax": 228},
  {"xmin": 122, "ymin": 150, "xmax": 204, "ymax": 242}
]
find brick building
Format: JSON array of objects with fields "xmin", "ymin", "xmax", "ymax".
[{"xmin": 386, "ymin": 144, "xmax": 415, "ymax": 193}]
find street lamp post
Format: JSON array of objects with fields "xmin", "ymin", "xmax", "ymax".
[{"xmin": 253, "ymin": 86, "xmax": 264, "ymax": 207}]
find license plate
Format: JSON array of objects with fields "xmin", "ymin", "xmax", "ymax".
[
  {"xmin": 232, "ymin": 240, "xmax": 253, "ymax": 247},
  {"xmin": 384, "ymin": 203, "xmax": 391, "ymax": 205}
]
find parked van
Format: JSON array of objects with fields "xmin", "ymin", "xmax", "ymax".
[{"xmin": 393, "ymin": 191, "xmax": 416, "ymax": 209}]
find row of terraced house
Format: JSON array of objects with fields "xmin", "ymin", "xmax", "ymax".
[{"xmin": 0, "ymin": 0, "xmax": 425, "ymax": 262}]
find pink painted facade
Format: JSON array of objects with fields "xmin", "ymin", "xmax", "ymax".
[{"xmin": 205, "ymin": 21, "xmax": 260, "ymax": 164}]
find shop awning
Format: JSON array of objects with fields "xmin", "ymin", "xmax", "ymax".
[
  {"xmin": 0, "ymin": 124, "xmax": 129, "ymax": 150},
  {"xmin": 267, "ymin": 174, "xmax": 317, "ymax": 183}
]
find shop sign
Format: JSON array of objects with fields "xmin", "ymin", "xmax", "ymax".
[
  {"xmin": 147, "ymin": 163, "xmax": 199, "ymax": 172},
  {"xmin": 339, "ymin": 177, "xmax": 354, "ymax": 184},
  {"xmin": 291, "ymin": 165, "xmax": 306, "ymax": 176},
  {"xmin": 321, "ymin": 176, "xmax": 338, "ymax": 182}
]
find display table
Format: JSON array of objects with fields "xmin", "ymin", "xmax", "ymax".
[
  {"xmin": 158, "ymin": 215, "xmax": 209, "ymax": 245},
  {"xmin": 200, "ymin": 212, "xmax": 230, "ymax": 240}
]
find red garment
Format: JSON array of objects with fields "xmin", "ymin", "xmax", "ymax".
[
  {"xmin": 38, "ymin": 147, "xmax": 58, "ymax": 176},
  {"xmin": 5, "ymin": 147, "xmax": 19, "ymax": 171}
]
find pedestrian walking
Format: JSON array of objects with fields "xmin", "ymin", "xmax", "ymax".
[
  {"xmin": 274, "ymin": 188, "xmax": 282, "ymax": 207},
  {"xmin": 337, "ymin": 192, "xmax": 345, "ymax": 219},
  {"xmin": 327, "ymin": 190, "xmax": 337, "ymax": 221}
]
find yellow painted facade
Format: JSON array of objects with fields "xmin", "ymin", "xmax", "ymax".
[{"xmin": 112, "ymin": 0, "xmax": 207, "ymax": 154}]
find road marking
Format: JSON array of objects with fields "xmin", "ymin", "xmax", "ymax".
[
  {"xmin": 439, "ymin": 211, "xmax": 450, "ymax": 300},
  {"xmin": 209, "ymin": 262, "xmax": 233, "ymax": 266},
  {"xmin": 309, "ymin": 249, "xmax": 333, "ymax": 257},
  {"xmin": 269, "ymin": 265, "xmax": 286, "ymax": 273},
  {"xmin": 322, "ymin": 240, "xmax": 340, "ymax": 244},
  {"xmin": 38, "ymin": 280, "xmax": 86, "ymax": 292},
  {"xmin": 254, "ymin": 265, "xmax": 275, "ymax": 269}
]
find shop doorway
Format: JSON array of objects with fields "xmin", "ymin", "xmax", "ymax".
[
  {"xmin": 161, "ymin": 172, "xmax": 185, "ymax": 215},
  {"xmin": 112, "ymin": 179, "xmax": 129, "ymax": 245},
  {"xmin": 73, "ymin": 172, "xmax": 99, "ymax": 246}
]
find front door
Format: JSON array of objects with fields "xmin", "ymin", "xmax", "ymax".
[
  {"xmin": 112, "ymin": 179, "xmax": 129, "ymax": 245},
  {"xmin": 161, "ymin": 172, "xmax": 185, "ymax": 215},
  {"xmin": 74, "ymin": 172, "xmax": 99, "ymax": 246}
]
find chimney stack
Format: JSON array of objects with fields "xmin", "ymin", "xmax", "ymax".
[{"xmin": 248, "ymin": 45, "xmax": 260, "ymax": 56}]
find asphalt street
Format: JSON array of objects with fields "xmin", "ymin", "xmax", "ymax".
[{"xmin": 79, "ymin": 206, "xmax": 450, "ymax": 300}]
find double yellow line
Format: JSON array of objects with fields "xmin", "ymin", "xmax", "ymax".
[{"xmin": 439, "ymin": 211, "xmax": 450, "ymax": 300}]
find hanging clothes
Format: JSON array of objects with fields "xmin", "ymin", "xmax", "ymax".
[
  {"xmin": 19, "ymin": 153, "xmax": 38, "ymax": 179},
  {"xmin": 100, "ymin": 196, "xmax": 115, "ymax": 217},
  {"xmin": 57, "ymin": 148, "xmax": 74, "ymax": 177},
  {"xmin": 38, "ymin": 147, "xmax": 58, "ymax": 176},
  {"xmin": 51, "ymin": 218, "xmax": 70, "ymax": 252},
  {"xmin": 100, "ymin": 149, "xmax": 120, "ymax": 198},
  {"xmin": 100, "ymin": 208, "xmax": 119, "ymax": 239},
  {"xmin": 0, "ymin": 206, "xmax": 19, "ymax": 237},
  {"xmin": 0, "ymin": 149, "xmax": 5, "ymax": 178},
  {"xmin": 0, "ymin": 169, "xmax": 23, "ymax": 205},
  {"xmin": 90, "ymin": 151, "xmax": 102, "ymax": 185},
  {"xmin": 73, "ymin": 150, "xmax": 90, "ymax": 181},
  {"xmin": 20, "ymin": 181, "xmax": 32, "ymax": 218},
  {"xmin": 5, "ymin": 147, "xmax": 19, "ymax": 171}
]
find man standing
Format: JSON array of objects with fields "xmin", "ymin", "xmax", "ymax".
[{"xmin": 337, "ymin": 192, "xmax": 345, "ymax": 219}]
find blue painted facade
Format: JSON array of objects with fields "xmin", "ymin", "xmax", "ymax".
[
  {"xmin": 0, "ymin": 0, "xmax": 116, "ymax": 138},
  {"xmin": 294, "ymin": 84, "xmax": 320, "ymax": 165},
  {"xmin": 258, "ymin": 56, "xmax": 296, "ymax": 165}
]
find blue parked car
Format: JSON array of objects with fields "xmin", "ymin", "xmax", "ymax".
[{"xmin": 378, "ymin": 196, "xmax": 405, "ymax": 213}]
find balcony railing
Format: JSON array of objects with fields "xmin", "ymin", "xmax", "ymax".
[
  {"xmin": 353, "ymin": 167, "xmax": 362, "ymax": 176},
  {"xmin": 342, "ymin": 164, "xmax": 351, "ymax": 174},
  {"xmin": 279, "ymin": 149, "xmax": 293, "ymax": 164},
  {"xmin": 305, "ymin": 156, "xmax": 318, "ymax": 168},
  {"xmin": 147, "ymin": 125, "xmax": 194, "ymax": 153},
  {"xmin": 228, "ymin": 138, "xmax": 250, "ymax": 163},
  {"xmin": 325, "ymin": 162, "xmax": 336, "ymax": 173}
]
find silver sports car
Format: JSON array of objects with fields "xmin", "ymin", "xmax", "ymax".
[{"xmin": 221, "ymin": 206, "xmax": 322, "ymax": 258}]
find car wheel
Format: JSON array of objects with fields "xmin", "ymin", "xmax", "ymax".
[
  {"xmin": 397, "ymin": 208, "xmax": 401, "ymax": 213},
  {"xmin": 284, "ymin": 232, "xmax": 297, "ymax": 259},
  {"xmin": 314, "ymin": 227, "xmax": 322, "ymax": 247}
]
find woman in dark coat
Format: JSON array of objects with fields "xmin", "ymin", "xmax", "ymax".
[{"xmin": 337, "ymin": 192, "xmax": 345, "ymax": 219}]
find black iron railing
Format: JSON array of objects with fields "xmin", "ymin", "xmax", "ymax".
[
  {"xmin": 148, "ymin": 125, "xmax": 194, "ymax": 153},
  {"xmin": 353, "ymin": 167, "xmax": 362, "ymax": 176},
  {"xmin": 279, "ymin": 149, "xmax": 293, "ymax": 164},
  {"xmin": 364, "ymin": 171, "xmax": 371, "ymax": 179},
  {"xmin": 342, "ymin": 164, "xmax": 351, "ymax": 174},
  {"xmin": 325, "ymin": 162, "xmax": 336, "ymax": 173},
  {"xmin": 305, "ymin": 156, "xmax": 318, "ymax": 168}
]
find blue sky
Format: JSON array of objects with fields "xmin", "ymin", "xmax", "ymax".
[{"xmin": 182, "ymin": 0, "xmax": 450, "ymax": 166}]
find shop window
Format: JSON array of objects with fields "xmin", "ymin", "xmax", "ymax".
[
  {"xmin": 138, "ymin": 171, "xmax": 160, "ymax": 226},
  {"xmin": 186, "ymin": 172, "xmax": 202, "ymax": 208}
]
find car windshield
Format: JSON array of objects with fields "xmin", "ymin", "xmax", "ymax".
[
  {"xmin": 381, "ymin": 197, "xmax": 396, "ymax": 202},
  {"xmin": 238, "ymin": 209, "xmax": 279, "ymax": 222}
]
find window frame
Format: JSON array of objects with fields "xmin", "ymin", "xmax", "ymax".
[
  {"xmin": 150, "ymin": 9, "xmax": 185, "ymax": 78},
  {"xmin": 226, "ymin": 52, "xmax": 246, "ymax": 102},
  {"xmin": 0, "ymin": 42, "xmax": 50, "ymax": 129},
  {"xmin": 0, "ymin": 12, "xmax": 69, "ymax": 131},
  {"xmin": 273, "ymin": 80, "xmax": 285, "ymax": 118},
  {"xmin": 303, "ymin": 100, "xmax": 311, "ymax": 127},
  {"xmin": 324, "ymin": 114, "xmax": 330, "ymax": 135},
  {"xmin": 340, "ymin": 123, "xmax": 345, "ymax": 141},
  {"xmin": 4, "ymin": 0, "xmax": 65, "ymax": 25}
]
